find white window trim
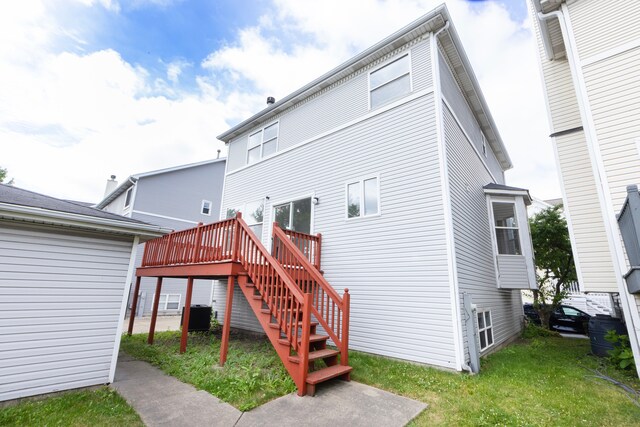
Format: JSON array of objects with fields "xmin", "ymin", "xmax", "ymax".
[
  {"xmin": 487, "ymin": 197, "xmax": 523, "ymax": 258},
  {"xmin": 201, "ymin": 199, "xmax": 212, "ymax": 216},
  {"xmin": 247, "ymin": 120, "xmax": 279, "ymax": 164},
  {"xmin": 477, "ymin": 310, "xmax": 494, "ymax": 352},
  {"xmin": 154, "ymin": 293, "xmax": 181, "ymax": 311},
  {"xmin": 345, "ymin": 175, "xmax": 381, "ymax": 220},
  {"xmin": 265, "ymin": 193, "xmax": 316, "ymax": 250},
  {"xmin": 367, "ymin": 51, "xmax": 413, "ymax": 110}
]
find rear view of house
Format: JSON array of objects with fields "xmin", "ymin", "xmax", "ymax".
[
  {"xmin": 211, "ymin": 4, "xmax": 536, "ymax": 373},
  {"xmin": 96, "ymin": 158, "xmax": 226, "ymax": 318}
]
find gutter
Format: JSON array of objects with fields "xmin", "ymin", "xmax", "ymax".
[{"xmin": 0, "ymin": 202, "xmax": 171, "ymax": 241}]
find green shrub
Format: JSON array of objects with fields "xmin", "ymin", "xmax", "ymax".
[
  {"xmin": 605, "ymin": 330, "xmax": 636, "ymax": 371},
  {"xmin": 522, "ymin": 321, "xmax": 561, "ymax": 339}
]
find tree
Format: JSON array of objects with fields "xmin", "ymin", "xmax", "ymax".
[
  {"xmin": 529, "ymin": 205, "xmax": 577, "ymax": 329},
  {"xmin": 0, "ymin": 167, "xmax": 14, "ymax": 185}
]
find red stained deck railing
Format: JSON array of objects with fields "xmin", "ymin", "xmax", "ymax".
[
  {"xmin": 272, "ymin": 224, "xmax": 350, "ymax": 366},
  {"xmin": 281, "ymin": 228, "xmax": 322, "ymax": 269}
]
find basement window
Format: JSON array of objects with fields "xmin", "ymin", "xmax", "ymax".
[
  {"xmin": 369, "ymin": 54, "xmax": 411, "ymax": 109},
  {"xmin": 158, "ymin": 294, "xmax": 181, "ymax": 311},
  {"xmin": 477, "ymin": 310, "xmax": 493, "ymax": 351}
]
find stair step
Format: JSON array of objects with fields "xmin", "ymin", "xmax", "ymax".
[
  {"xmin": 269, "ymin": 321, "xmax": 318, "ymax": 330},
  {"xmin": 306, "ymin": 365, "xmax": 353, "ymax": 385},
  {"xmin": 261, "ymin": 308, "xmax": 299, "ymax": 315},
  {"xmin": 289, "ymin": 348, "xmax": 339, "ymax": 364},
  {"xmin": 278, "ymin": 334, "xmax": 328, "ymax": 346}
]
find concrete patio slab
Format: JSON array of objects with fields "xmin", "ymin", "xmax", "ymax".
[
  {"xmin": 112, "ymin": 354, "xmax": 427, "ymax": 427},
  {"xmin": 111, "ymin": 354, "xmax": 242, "ymax": 427},
  {"xmin": 237, "ymin": 380, "xmax": 427, "ymax": 427}
]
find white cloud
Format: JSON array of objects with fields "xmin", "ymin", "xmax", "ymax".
[{"xmin": 0, "ymin": 0, "xmax": 561, "ymax": 205}]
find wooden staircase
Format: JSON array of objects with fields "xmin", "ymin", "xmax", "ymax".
[
  {"xmin": 232, "ymin": 215, "xmax": 352, "ymax": 396},
  {"xmin": 134, "ymin": 213, "xmax": 351, "ymax": 396}
]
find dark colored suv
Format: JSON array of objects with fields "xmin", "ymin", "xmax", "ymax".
[{"xmin": 523, "ymin": 303, "xmax": 591, "ymax": 335}]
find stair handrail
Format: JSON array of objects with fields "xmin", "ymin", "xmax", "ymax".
[
  {"xmin": 234, "ymin": 214, "xmax": 309, "ymax": 355},
  {"xmin": 272, "ymin": 224, "xmax": 349, "ymax": 360}
]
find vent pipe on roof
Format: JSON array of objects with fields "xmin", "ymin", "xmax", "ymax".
[
  {"xmin": 217, "ymin": 149, "xmax": 221, "ymax": 159},
  {"xmin": 104, "ymin": 175, "xmax": 118, "ymax": 198},
  {"xmin": 266, "ymin": 96, "xmax": 275, "ymax": 105}
]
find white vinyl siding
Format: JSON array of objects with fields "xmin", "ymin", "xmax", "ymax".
[
  {"xmin": 225, "ymin": 40, "xmax": 432, "ymax": 173},
  {"xmin": 220, "ymin": 94, "xmax": 458, "ymax": 368},
  {"xmin": 568, "ymin": 0, "xmax": 640, "ymax": 61},
  {"xmin": 0, "ymin": 223, "xmax": 133, "ymax": 402},
  {"xmin": 554, "ymin": 130, "xmax": 619, "ymax": 292},
  {"xmin": 582, "ymin": 46, "xmax": 640, "ymax": 215},
  {"xmin": 443, "ymin": 103, "xmax": 522, "ymax": 363}
]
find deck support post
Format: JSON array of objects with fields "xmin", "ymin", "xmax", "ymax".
[
  {"xmin": 219, "ymin": 275, "xmax": 235, "ymax": 366},
  {"xmin": 298, "ymin": 293, "xmax": 312, "ymax": 396},
  {"xmin": 180, "ymin": 276, "xmax": 194, "ymax": 354},
  {"xmin": 148, "ymin": 277, "xmax": 163, "ymax": 345},
  {"xmin": 340, "ymin": 288, "xmax": 350, "ymax": 371},
  {"xmin": 127, "ymin": 276, "xmax": 142, "ymax": 335}
]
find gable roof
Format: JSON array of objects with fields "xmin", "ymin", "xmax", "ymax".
[
  {"xmin": 217, "ymin": 3, "xmax": 512, "ymax": 170},
  {"xmin": 483, "ymin": 183, "xmax": 532, "ymax": 205},
  {"xmin": 96, "ymin": 157, "xmax": 226, "ymax": 210},
  {"xmin": 0, "ymin": 184, "xmax": 170, "ymax": 239}
]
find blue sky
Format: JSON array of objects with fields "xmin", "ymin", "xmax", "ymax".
[{"xmin": 0, "ymin": 0, "xmax": 558, "ymax": 202}]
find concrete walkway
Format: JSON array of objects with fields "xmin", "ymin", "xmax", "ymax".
[
  {"xmin": 112, "ymin": 354, "xmax": 427, "ymax": 427},
  {"xmin": 125, "ymin": 315, "xmax": 181, "ymax": 335}
]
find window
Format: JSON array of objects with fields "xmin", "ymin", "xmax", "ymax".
[
  {"xmin": 201, "ymin": 200, "xmax": 212, "ymax": 216},
  {"xmin": 274, "ymin": 198, "xmax": 312, "ymax": 234},
  {"xmin": 492, "ymin": 202, "xmax": 521, "ymax": 255},
  {"xmin": 477, "ymin": 310, "xmax": 493, "ymax": 351},
  {"xmin": 369, "ymin": 54, "xmax": 411, "ymax": 109},
  {"xmin": 226, "ymin": 200, "xmax": 264, "ymax": 237},
  {"xmin": 124, "ymin": 187, "xmax": 133, "ymax": 208},
  {"xmin": 347, "ymin": 177, "xmax": 379, "ymax": 219},
  {"xmin": 247, "ymin": 122, "xmax": 279, "ymax": 164},
  {"xmin": 157, "ymin": 294, "xmax": 181, "ymax": 311}
]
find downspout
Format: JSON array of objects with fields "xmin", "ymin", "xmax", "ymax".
[
  {"xmin": 432, "ymin": 20, "xmax": 472, "ymax": 374},
  {"xmin": 537, "ymin": 6, "xmax": 640, "ymax": 376}
]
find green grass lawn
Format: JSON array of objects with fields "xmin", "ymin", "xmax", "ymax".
[
  {"xmin": 351, "ymin": 336, "xmax": 640, "ymax": 426},
  {"xmin": 0, "ymin": 387, "xmax": 143, "ymax": 427},
  {"xmin": 120, "ymin": 331, "xmax": 296, "ymax": 411},
  {"xmin": 120, "ymin": 330, "xmax": 640, "ymax": 425}
]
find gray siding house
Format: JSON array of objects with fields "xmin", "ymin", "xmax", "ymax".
[
  {"xmin": 96, "ymin": 158, "xmax": 226, "ymax": 317},
  {"xmin": 0, "ymin": 184, "xmax": 167, "ymax": 402},
  {"xmin": 214, "ymin": 5, "xmax": 536, "ymax": 372}
]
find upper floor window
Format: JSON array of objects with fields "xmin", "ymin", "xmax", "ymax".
[
  {"xmin": 124, "ymin": 187, "xmax": 133, "ymax": 209},
  {"xmin": 247, "ymin": 122, "xmax": 279, "ymax": 164},
  {"xmin": 492, "ymin": 201, "xmax": 521, "ymax": 255},
  {"xmin": 369, "ymin": 54, "xmax": 411, "ymax": 109},
  {"xmin": 347, "ymin": 176, "xmax": 379, "ymax": 219},
  {"xmin": 201, "ymin": 200, "xmax": 212, "ymax": 216}
]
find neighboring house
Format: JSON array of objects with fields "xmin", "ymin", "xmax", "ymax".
[
  {"xmin": 95, "ymin": 158, "xmax": 226, "ymax": 317},
  {"xmin": 0, "ymin": 184, "xmax": 168, "ymax": 402},
  {"xmin": 213, "ymin": 4, "xmax": 537, "ymax": 373},
  {"xmin": 529, "ymin": 0, "xmax": 640, "ymax": 375}
]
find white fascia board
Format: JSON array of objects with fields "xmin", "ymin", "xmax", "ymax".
[
  {"xmin": 0, "ymin": 203, "xmax": 171, "ymax": 240},
  {"xmin": 483, "ymin": 188, "xmax": 532, "ymax": 204},
  {"xmin": 133, "ymin": 157, "xmax": 227, "ymax": 179}
]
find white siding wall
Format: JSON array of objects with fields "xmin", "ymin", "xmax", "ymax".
[
  {"xmin": 0, "ymin": 222, "xmax": 133, "ymax": 401},
  {"xmin": 220, "ymin": 93, "xmax": 458, "ymax": 368},
  {"xmin": 443, "ymin": 105, "xmax": 522, "ymax": 360},
  {"xmin": 568, "ymin": 0, "xmax": 640, "ymax": 61},
  {"xmin": 226, "ymin": 39, "xmax": 433, "ymax": 173},
  {"xmin": 529, "ymin": 1, "xmax": 619, "ymax": 293},
  {"xmin": 582, "ymin": 46, "xmax": 640, "ymax": 220}
]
